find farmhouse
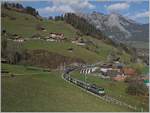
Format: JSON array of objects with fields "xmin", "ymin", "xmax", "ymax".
[
  {"xmin": 71, "ymin": 37, "xmax": 86, "ymax": 46},
  {"xmin": 110, "ymin": 67, "xmax": 136, "ymax": 81},
  {"xmin": 72, "ymin": 40, "xmax": 86, "ymax": 46},
  {"xmin": 49, "ymin": 32, "xmax": 64, "ymax": 39},
  {"xmin": 45, "ymin": 32, "xmax": 65, "ymax": 42},
  {"xmin": 13, "ymin": 36, "xmax": 24, "ymax": 42},
  {"xmin": 100, "ymin": 68, "xmax": 122, "ymax": 76},
  {"xmin": 99, "ymin": 62, "xmax": 127, "ymax": 81}
]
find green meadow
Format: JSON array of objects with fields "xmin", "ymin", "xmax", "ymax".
[{"xmin": 2, "ymin": 64, "xmax": 132, "ymax": 112}]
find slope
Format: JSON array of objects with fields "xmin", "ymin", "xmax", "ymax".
[
  {"xmin": 1, "ymin": 64, "xmax": 131, "ymax": 112},
  {"xmin": 2, "ymin": 7, "xmax": 132, "ymax": 65}
]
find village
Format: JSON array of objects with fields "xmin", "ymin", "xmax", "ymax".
[
  {"xmin": 66, "ymin": 59, "xmax": 149, "ymax": 87},
  {"xmin": 3, "ymin": 29, "xmax": 149, "ymax": 87},
  {"xmin": 1, "ymin": 1, "xmax": 149, "ymax": 112},
  {"xmin": 4, "ymin": 30, "xmax": 87, "ymax": 47}
]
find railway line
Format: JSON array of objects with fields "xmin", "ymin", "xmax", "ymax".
[{"xmin": 62, "ymin": 66, "xmax": 138, "ymax": 111}]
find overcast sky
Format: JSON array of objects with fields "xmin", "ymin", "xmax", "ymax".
[{"xmin": 4, "ymin": 0, "xmax": 149, "ymax": 24}]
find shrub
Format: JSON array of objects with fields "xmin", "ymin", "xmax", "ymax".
[{"xmin": 126, "ymin": 80, "xmax": 148, "ymax": 96}]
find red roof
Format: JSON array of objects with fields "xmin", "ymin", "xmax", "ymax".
[{"xmin": 122, "ymin": 68, "xmax": 136, "ymax": 76}]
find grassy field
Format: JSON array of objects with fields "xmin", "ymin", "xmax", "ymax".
[
  {"xmin": 1, "ymin": 63, "xmax": 133, "ymax": 112},
  {"xmin": 21, "ymin": 39, "xmax": 131, "ymax": 64},
  {"xmin": 70, "ymin": 71, "xmax": 149, "ymax": 112},
  {"xmin": 1, "ymin": 5, "xmax": 148, "ymax": 112},
  {"xmin": 2, "ymin": 8, "xmax": 77, "ymax": 38},
  {"xmin": 22, "ymin": 40, "xmax": 101, "ymax": 63},
  {"xmin": 2, "ymin": 7, "xmax": 132, "ymax": 64}
]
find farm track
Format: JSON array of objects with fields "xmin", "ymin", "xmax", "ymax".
[{"xmin": 61, "ymin": 73, "xmax": 137, "ymax": 111}]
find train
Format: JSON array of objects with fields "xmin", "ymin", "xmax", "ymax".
[{"xmin": 63, "ymin": 74, "xmax": 105, "ymax": 96}]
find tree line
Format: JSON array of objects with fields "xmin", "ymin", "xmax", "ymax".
[
  {"xmin": 48, "ymin": 15, "xmax": 64, "ymax": 21},
  {"xmin": 64, "ymin": 13, "xmax": 140, "ymax": 63},
  {"xmin": 1, "ymin": 31, "xmax": 28, "ymax": 65},
  {"xmin": 64, "ymin": 13, "xmax": 127, "ymax": 49},
  {"xmin": 2, "ymin": 2, "xmax": 39, "ymax": 17},
  {"xmin": 64, "ymin": 13, "xmax": 106, "ymax": 40}
]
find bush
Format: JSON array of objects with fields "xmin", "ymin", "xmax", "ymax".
[
  {"xmin": 129, "ymin": 63, "xmax": 145, "ymax": 75},
  {"xmin": 126, "ymin": 80, "xmax": 148, "ymax": 96}
]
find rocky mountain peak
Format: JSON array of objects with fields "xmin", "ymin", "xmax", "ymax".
[{"xmin": 78, "ymin": 11, "xmax": 148, "ymax": 42}]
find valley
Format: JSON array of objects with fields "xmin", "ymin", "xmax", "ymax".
[{"xmin": 1, "ymin": 2, "xmax": 149, "ymax": 112}]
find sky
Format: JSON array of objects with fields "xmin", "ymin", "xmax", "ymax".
[{"xmin": 4, "ymin": 0, "xmax": 149, "ymax": 24}]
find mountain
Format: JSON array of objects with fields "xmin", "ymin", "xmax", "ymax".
[
  {"xmin": 78, "ymin": 12, "xmax": 149, "ymax": 42},
  {"xmin": 2, "ymin": 6, "xmax": 135, "ymax": 67}
]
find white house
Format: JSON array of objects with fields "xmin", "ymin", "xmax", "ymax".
[{"xmin": 14, "ymin": 38, "xmax": 24, "ymax": 42}]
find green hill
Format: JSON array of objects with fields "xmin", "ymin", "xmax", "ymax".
[
  {"xmin": 1, "ymin": 6, "xmax": 144, "ymax": 112},
  {"xmin": 2, "ymin": 8, "xmax": 77, "ymax": 38},
  {"xmin": 2, "ymin": 7, "xmax": 132, "ymax": 65}
]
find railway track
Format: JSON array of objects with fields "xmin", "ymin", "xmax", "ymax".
[{"xmin": 62, "ymin": 73, "xmax": 137, "ymax": 111}]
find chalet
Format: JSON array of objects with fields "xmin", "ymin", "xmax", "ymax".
[
  {"xmin": 45, "ymin": 36, "xmax": 56, "ymax": 42},
  {"xmin": 98, "ymin": 67, "xmax": 126, "ymax": 81},
  {"xmin": 71, "ymin": 37, "xmax": 86, "ymax": 46},
  {"xmin": 49, "ymin": 33, "xmax": 64, "ymax": 40},
  {"xmin": 72, "ymin": 40, "xmax": 86, "ymax": 46},
  {"xmin": 100, "ymin": 67, "xmax": 121, "ymax": 76},
  {"xmin": 45, "ymin": 33, "xmax": 65, "ymax": 42},
  {"xmin": 99, "ymin": 62, "xmax": 126, "ymax": 81},
  {"xmin": 13, "ymin": 36, "xmax": 24, "ymax": 42}
]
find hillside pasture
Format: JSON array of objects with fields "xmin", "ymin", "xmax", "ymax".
[
  {"xmin": 1, "ymin": 64, "xmax": 132, "ymax": 112},
  {"xmin": 70, "ymin": 71, "xmax": 149, "ymax": 112}
]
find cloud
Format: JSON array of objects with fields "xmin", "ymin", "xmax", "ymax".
[
  {"xmin": 133, "ymin": 11, "xmax": 150, "ymax": 19},
  {"xmin": 38, "ymin": 5, "xmax": 75, "ymax": 15},
  {"xmin": 107, "ymin": 3, "xmax": 130, "ymax": 11},
  {"xmin": 37, "ymin": 0, "xmax": 95, "ymax": 16},
  {"xmin": 126, "ymin": 0, "xmax": 148, "ymax": 4}
]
